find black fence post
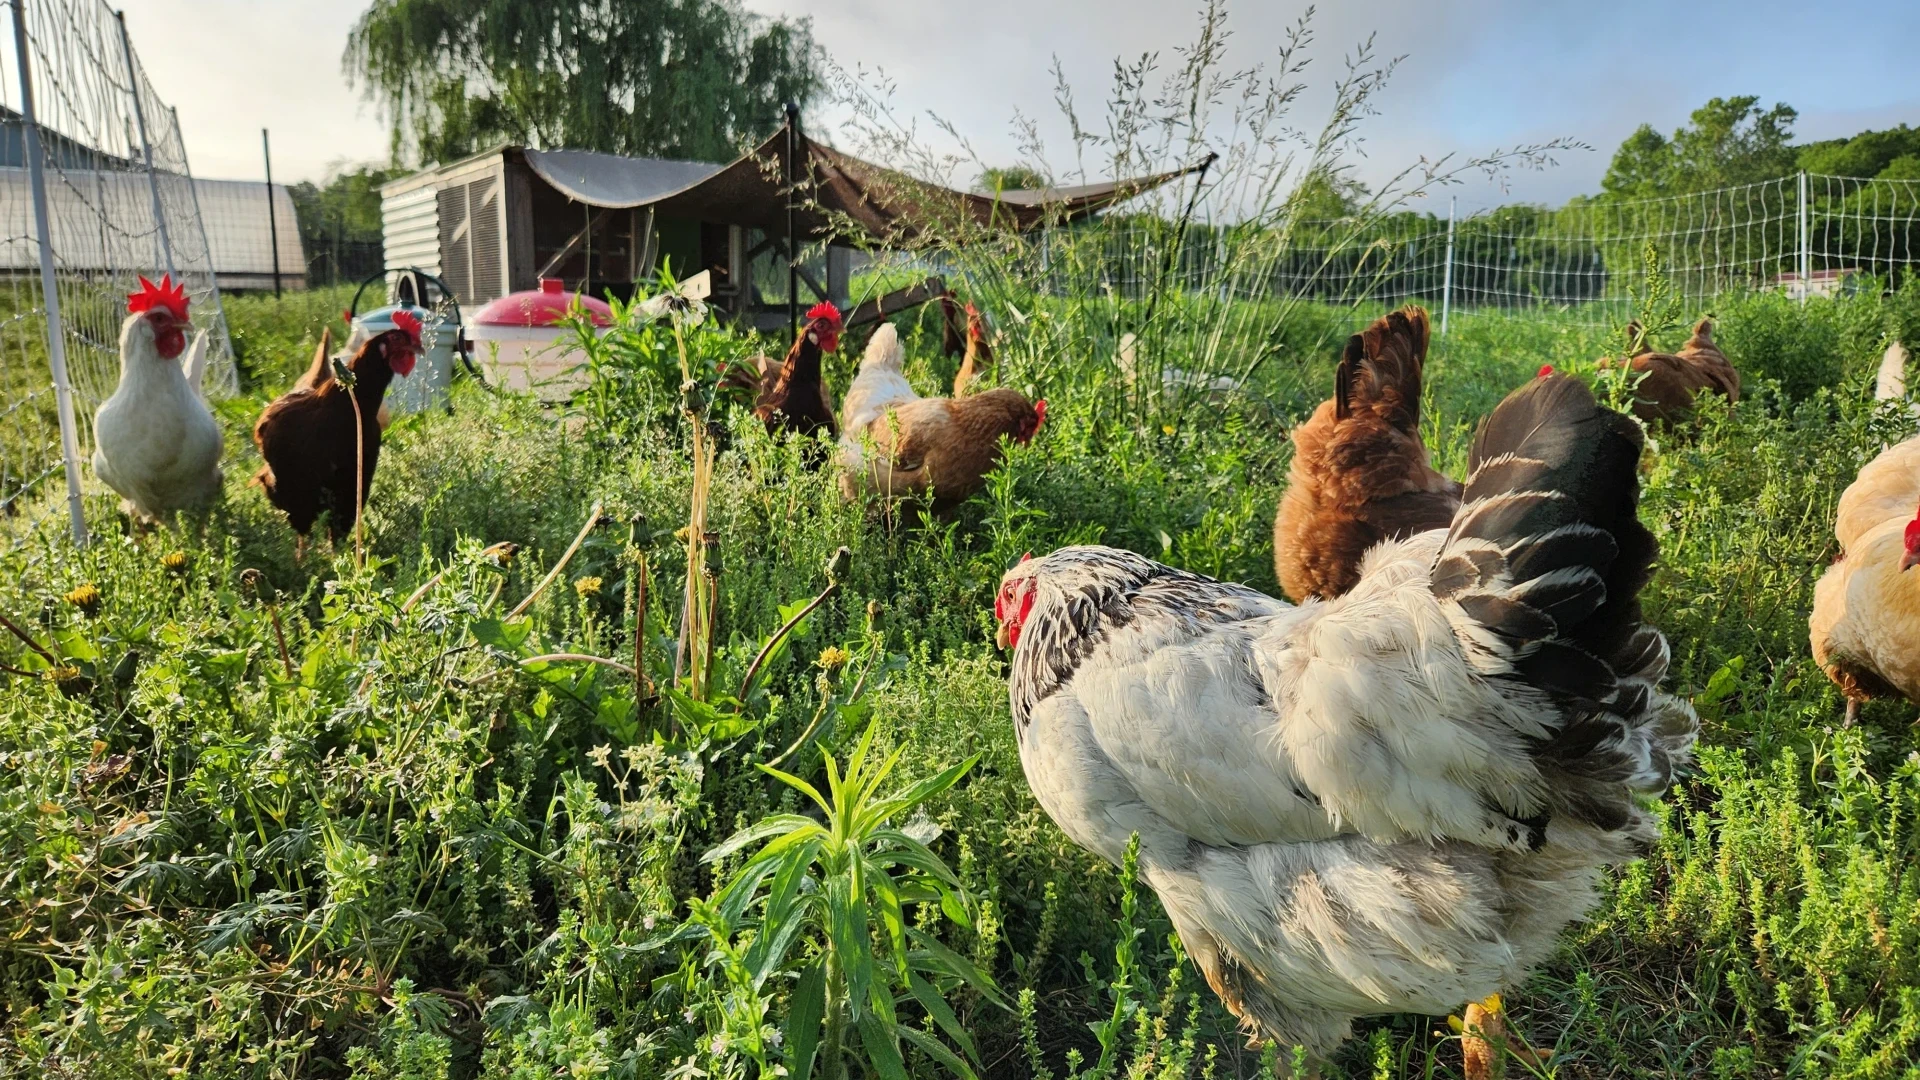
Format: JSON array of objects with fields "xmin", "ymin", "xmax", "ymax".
[{"xmin": 262, "ymin": 127, "xmax": 281, "ymax": 298}]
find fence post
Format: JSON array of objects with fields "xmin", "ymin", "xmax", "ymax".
[
  {"xmin": 262, "ymin": 128, "xmax": 282, "ymax": 298},
  {"xmin": 1440, "ymin": 196, "xmax": 1456, "ymax": 335},
  {"xmin": 11, "ymin": 0, "xmax": 89, "ymax": 546},
  {"xmin": 114, "ymin": 9, "xmax": 175, "ymax": 280},
  {"xmin": 1796, "ymin": 170, "xmax": 1810, "ymax": 304}
]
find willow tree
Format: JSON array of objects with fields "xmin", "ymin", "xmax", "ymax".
[{"xmin": 345, "ymin": 0, "xmax": 818, "ymax": 166}]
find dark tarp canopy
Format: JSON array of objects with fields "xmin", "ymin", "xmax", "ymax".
[{"xmin": 522, "ymin": 122, "xmax": 1206, "ymax": 246}]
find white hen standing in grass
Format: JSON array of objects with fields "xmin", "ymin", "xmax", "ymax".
[
  {"xmin": 993, "ymin": 371, "xmax": 1696, "ymax": 1072},
  {"xmin": 91, "ymin": 275, "xmax": 224, "ymax": 526}
]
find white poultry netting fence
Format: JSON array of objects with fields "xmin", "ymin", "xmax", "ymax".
[
  {"xmin": 0, "ymin": 0, "xmax": 234, "ymax": 548},
  {"xmin": 993, "ymin": 171, "xmax": 1919, "ymax": 330}
]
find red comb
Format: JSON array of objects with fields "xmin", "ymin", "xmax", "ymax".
[
  {"xmin": 1019, "ymin": 552, "xmax": 1032, "ymax": 564},
  {"xmin": 1033, "ymin": 399, "xmax": 1047, "ymax": 429},
  {"xmin": 965, "ymin": 302, "xmax": 980, "ymax": 319},
  {"xmin": 1537, "ymin": 364, "xmax": 1554, "ymax": 378},
  {"xmin": 390, "ymin": 309, "xmax": 424, "ymax": 349},
  {"xmin": 806, "ymin": 301, "xmax": 842, "ymax": 329},
  {"xmin": 127, "ymin": 274, "xmax": 189, "ymax": 321}
]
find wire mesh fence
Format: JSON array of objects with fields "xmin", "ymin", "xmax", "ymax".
[
  {"xmin": 0, "ymin": 0, "xmax": 237, "ymax": 546},
  {"xmin": 933, "ymin": 171, "xmax": 1920, "ymax": 329}
]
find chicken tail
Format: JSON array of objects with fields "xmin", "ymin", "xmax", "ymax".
[
  {"xmin": 1335, "ymin": 306, "xmax": 1429, "ymax": 435},
  {"xmin": 861, "ymin": 322, "xmax": 905, "ymax": 372},
  {"xmin": 1428, "ymin": 373, "xmax": 1696, "ymax": 827}
]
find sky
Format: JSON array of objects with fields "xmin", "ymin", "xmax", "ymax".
[{"xmin": 113, "ymin": 0, "xmax": 1920, "ymax": 212}]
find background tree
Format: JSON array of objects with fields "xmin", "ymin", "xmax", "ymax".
[
  {"xmin": 975, "ymin": 166, "xmax": 1050, "ymax": 194},
  {"xmin": 1601, "ymin": 96, "xmax": 1798, "ymax": 199},
  {"xmin": 345, "ymin": 0, "xmax": 819, "ymax": 167},
  {"xmin": 290, "ymin": 164, "xmax": 409, "ymax": 285}
]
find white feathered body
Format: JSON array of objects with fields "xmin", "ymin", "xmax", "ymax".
[
  {"xmin": 999, "ymin": 375, "xmax": 1696, "ymax": 1054},
  {"xmin": 91, "ymin": 317, "xmax": 223, "ymax": 523}
]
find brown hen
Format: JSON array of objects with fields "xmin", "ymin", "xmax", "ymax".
[
  {"xmin": 1601, "ymin": 317, "xmax": 1740, "ymax": 427},
  {"xmin": 1273, "ymin": 306, "xmax": 1461, "ymax": 603}
]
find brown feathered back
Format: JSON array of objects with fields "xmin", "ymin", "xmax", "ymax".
[
  {"xmin": 1601, "ymin": 317, "xmax": 1740, "ymax": 427},
  {"xmin": 252, "ymin": 330, "xmax": 409, "ymax": 540},
  {"xmin": 841, "ymin": 387, "xmax": 1042, "ymax": 513},
  {"xmin": 1274, "ymin": 306, "xmax": 1462, "ymax": 602}
]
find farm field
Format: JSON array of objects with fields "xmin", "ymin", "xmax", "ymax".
[{"xmin": 2, "ymin": 274, "xmax": 1920, "ymax": 1080}]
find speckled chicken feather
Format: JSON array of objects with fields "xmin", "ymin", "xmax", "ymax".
[{"xmin": 1000, "ymin": 373, "xmax": 1696, "ymax": 1054}]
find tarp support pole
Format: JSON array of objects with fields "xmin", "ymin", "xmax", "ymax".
[{"xmin": 785, "ymin": 102, "xmax": 800, "ymax": 335}]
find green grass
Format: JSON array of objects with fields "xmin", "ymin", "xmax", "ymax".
[{"xmin": 1, "ymin": 278, "xmax": 1919, "ymax": 1080}]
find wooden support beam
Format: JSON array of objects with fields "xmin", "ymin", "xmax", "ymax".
[
  {"xmin": 845, "ymin": 275, "xmax": 947, "ymax": 328},
  {"xmin": 537, "ymin": 206, "xmax": 613, "ymax": 281}
]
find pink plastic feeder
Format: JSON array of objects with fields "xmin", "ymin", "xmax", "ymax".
[{"xmin": 466, "ymin": 278, "xmax": 614, "ymax": 400}]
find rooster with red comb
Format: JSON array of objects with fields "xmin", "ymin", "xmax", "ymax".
[
  {"xmin": 751, "ymin": 301, "xmax": 844, "ymax": 458},
  {"xmin": 91, "ymin": 274, "xmax": 224, "ymax": 525}
]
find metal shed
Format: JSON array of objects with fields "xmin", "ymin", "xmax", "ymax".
[{"xmin": 379, "ymin": 118, "xmax": 1203, "ymax": 329}]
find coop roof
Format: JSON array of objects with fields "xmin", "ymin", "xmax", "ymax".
[{"xmin": 516, "ymin": 121, "xmax": 1206, "ymax": 244}]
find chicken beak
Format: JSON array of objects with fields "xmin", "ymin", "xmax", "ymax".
[
  {"xmin": 995, "ymin": 619, "xmax": 1012, "ymax": 650},
  {"xmin": 1902, "ymin": 548, "xmax": 1920, "ymax": 572}
]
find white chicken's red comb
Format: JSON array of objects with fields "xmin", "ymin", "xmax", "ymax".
[{"xmin": 127, "ymin": 274, "xmax": 189, "ymax": 321}]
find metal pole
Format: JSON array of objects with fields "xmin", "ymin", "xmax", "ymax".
[
  {"xmin": 1440, "ymin": 196, "xmax": 1457, "ymax": 335},
  {"xmin": 173, "ymin": 105, "xmax": 234, "ymax": 392},
  {"xmin": 1796, "ymin": 170, "xmax": 1809, "ymax": 304},
  {"xmin": 263, "ymin": 128, "xmax": 281, "ymax": 298},
  {"xmin": 114, "ymin": 9, "xmax": 174, "ymax": 279},
  {"xmin": 12, "ymin": 0, "xmax": 89, "ymax": 545},
  {"xmin": 784, "ymin": 102, "xmax": 799, "ymax": 336}
]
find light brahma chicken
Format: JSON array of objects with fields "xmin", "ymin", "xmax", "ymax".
[{"xmin": 992, "ymin": 371, "xmax": 1696, "ymax": 1076}]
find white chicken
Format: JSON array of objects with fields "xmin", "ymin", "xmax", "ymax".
[
  {"xmin": 992, "ymin": 372, "xmax": 1696, "ymax": 1066},
  {"xmin": 91, "ymin": 275, "xmax": 224, "ymax": 525}
]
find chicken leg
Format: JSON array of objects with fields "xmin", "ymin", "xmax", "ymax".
[{"xmin": 1844, "ymin": 698, "xmax": 1860, "ymax": 728}]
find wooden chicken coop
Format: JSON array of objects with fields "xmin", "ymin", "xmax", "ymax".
[{"xmin": 379, "ymin": 116, "xmax": 1204, "ymax": 330}]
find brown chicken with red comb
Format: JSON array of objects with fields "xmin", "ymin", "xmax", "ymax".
[
  {"xmin": 253, "ymin": 310, "xmax": 421, "ymax": 552},
  {"xmin": 1273, "ymin": 305, "xmax": 1462, "ymax": 602}
]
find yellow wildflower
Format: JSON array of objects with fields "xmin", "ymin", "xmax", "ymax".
[
  {"xmin": 574, "ymin": 575, "xmax": 604, "ymax": 597},
  {"xmin": 160, "ymin": 551, "xmax": 189, "ymax": 577},
  {"xmin": 816, "ymin": 646, "xmax": 851, "ymax": 673},
  {"xmin": 64, "ymin": 584, "xmax": 101, "ymax": 618}
]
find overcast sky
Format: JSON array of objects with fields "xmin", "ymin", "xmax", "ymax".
[{"xmin": 115, "ymin": 0, "xmax": 1920, "ymax": 212}]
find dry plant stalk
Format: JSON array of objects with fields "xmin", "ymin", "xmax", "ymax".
[{"xmin": 508, "ymin": 503, "xmax": 605, "ymax": 620}]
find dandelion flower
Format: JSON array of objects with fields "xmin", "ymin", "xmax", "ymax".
[
  {"xmin": 160, "ymin": 551, "xmax": 189, "ymax": 577},
  {"xmin": 816, "ymin": 646, "xmax": 851, "ymax": 673},
  {"xmin": 64, "ymin": 584, "xmax": 101, "ymax": 618},
  {"xmin": 574, "ymin": 576, "xmax": 603, "ymax": 597},
  {"xmin": 480, "ymin": 541, "xmax": 519, "ymax": 568}
]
